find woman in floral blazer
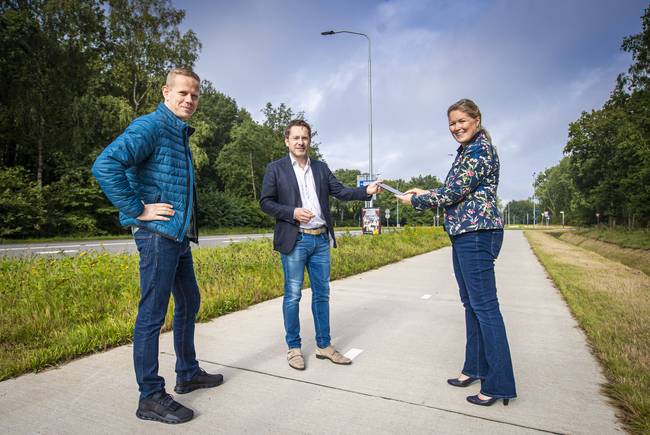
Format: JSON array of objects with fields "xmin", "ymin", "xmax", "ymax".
[{"xmin": 399, "ymin": 99, "xmax": 516, "ymax": 406}]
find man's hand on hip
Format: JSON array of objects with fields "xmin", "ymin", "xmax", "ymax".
[
  {"xmin": 137, "ymin": 203, "xmax": 175, "ymax": 221},
  {"xmin": 294, "ymin": 208, "xmax": 315, "ymax": 224}
]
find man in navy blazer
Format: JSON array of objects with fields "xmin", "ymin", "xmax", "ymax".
[{"xmin": 260, "ymin": 119, "xmax": 381, "ymax": 370}]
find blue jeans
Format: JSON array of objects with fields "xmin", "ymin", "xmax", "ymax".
[
  {"xmin": 280, "ymin": 232, "xmax": 331, "ymax": 349},
  {"xmin": 451, "ymin": 229, "xmax": 516, "ymax": 399},
  {"xmin": 133, "ymin": 229, "xmax": 201, "ymax": 400}
]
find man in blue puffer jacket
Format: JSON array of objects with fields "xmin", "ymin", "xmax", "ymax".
[{"xmin": 92, "ymin": 68, "xmax": 222, "ymax": 424}]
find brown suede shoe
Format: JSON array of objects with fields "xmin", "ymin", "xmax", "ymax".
[
  {"xmin": 287, "ymin": 348, "xmax": 305, "ymax": 370},
  {"xmin": 315, "ymin": 345, "xmax": 351, "ymax": 365}
]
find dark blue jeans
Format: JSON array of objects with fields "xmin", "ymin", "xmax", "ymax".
[
  {"xmin": 133, "ymin": 229, "xmax": 201, "ymax": 400},
  {"xmin": 451, "ymin": 229, "xmax": 516, "ymax": 399},
  {"xmin": 280, "ymin": 232, "xmax": 331, "ymax": 349}
]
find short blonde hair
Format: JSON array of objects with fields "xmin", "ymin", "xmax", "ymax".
[{"xmin": 166, "ymin": 68, "xmax": 200, "ymax": 86}]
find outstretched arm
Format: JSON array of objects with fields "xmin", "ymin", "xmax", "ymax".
[
  {"xmin": 409, "ymin": 142, "xmax": 496, "ymax": 210},
  {"xmin": 326, "ymin": 165, "xmax": 373, "ymax": 201}
]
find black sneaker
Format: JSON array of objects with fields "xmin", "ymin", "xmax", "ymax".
[
  {"xmin": 174, "ymin": 368, "xmax": 224, "ymax": 394},
  {"xmin": 135, "ymin": 390, "xmax": 193, "ymax": 424}
]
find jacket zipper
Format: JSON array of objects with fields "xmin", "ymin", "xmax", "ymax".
[{"xmin": 177, "ymin": 127, "xmax": 193, "ymax": 241}]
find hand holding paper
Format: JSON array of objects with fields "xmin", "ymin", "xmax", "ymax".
[
  {"xmin": 405, "ymin": 188, "xmax": 429, "ymax": 196},
  {"xmin": 377, "ymin": 182, "xmax": 404, "ymax": 196},
  {"xmin": 366, "ymin": 180, "xmax": 383, "ymax": 195}
]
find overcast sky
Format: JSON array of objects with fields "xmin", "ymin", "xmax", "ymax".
[{"xmin": 178, "ymin": 0, "xmax": 646, "ymax": 202}]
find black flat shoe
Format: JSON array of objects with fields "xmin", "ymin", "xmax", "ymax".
[
  {"xmin": 447, "ymin": 376, "xmax": 480, "ymax": 387},
  {"xmin": 466, "ymin": 394, "xmax": 510, "ymax": 406}
]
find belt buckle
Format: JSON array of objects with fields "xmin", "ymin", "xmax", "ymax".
[{"xmin": 301, "ymin": 226, "xmax": 325, "ymax": 235}]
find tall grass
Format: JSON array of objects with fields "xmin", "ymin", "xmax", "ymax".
[
  {"xmin": 0, "ymin": 227, "xmax": 448, "ymax": 381},
  {"xmin": 575, "ymin": 227, "xmax": 650, "ymax": 250},
  {"xmin": 526, "ymin": 230, "xmax": 650, "ymax": 434},
  {"xmin": 557, "ymin": 231, "xmax": 650, "ymax": 276}
]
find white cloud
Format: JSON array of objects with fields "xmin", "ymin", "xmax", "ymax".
[{"xmin": 180, "ymin": 0, "xmax": 646, "ymax": 202}]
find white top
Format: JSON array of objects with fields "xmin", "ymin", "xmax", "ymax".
[{"xmin": 290, "ymin": 154, "xmax": 326, "ymax": 229}]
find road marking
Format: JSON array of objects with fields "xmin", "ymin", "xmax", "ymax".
[
  {"xmin": 36, "ymin": 250, "xmax": 79, "ymax": 255},
  {"xmin": 344, "ymin": 348, "xmax": 364, "ymax": 360},
  {"xmin": 421, "ymin": 294, "xmax": 432, "ymax": 299},
  {"xmin": 2, "ymin": 244, "xmax": 81, "ymax": 251},
  {"xmin": 84, "ymin": 242, "xmax": 134, "ymax": 247}
]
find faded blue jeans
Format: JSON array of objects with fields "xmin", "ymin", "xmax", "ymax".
[
  {"xmin": 280, "ymin": 232, "xmax": 331, "ymax": 349},
  {"xmin": 451, "ymin": 229, "xmax": 516, "ymax": 399},
  {"xmin": 133, "ymin": 228, "xmax": 201, "ymax": 400}
]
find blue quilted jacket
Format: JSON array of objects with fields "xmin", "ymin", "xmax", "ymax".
[{"xmin": 92, "ymin": 103, "xmax": 197, "ymax": 242}]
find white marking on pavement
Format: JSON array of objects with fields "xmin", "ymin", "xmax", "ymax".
[
  {"xmin": 344, "ymin": 348, "xmax": 364, "ymax": 360},
  {"xmin": 36, "ymin": 249, "xmax": 78, "ymax": 255},
  {"xmin": 421, "ymin": 294, "xmax": 432, "ymax": 300},
  {"xmin": 2, "ymin": 233, "xmax": 275, "ymax": 255},
  {"xmin": 84, "ymin": 241, "xmax": 134, "ymax": 247},
  {"xmin": 2, "ymin": 244, "xmax": 81, "ymax": 251}
]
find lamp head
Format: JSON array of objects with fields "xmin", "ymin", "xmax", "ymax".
[{"xmin": 321, "ymin": 31, "xmax": 336, "ymax": 35}]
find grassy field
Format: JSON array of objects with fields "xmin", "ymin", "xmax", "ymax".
[
  {"xmin": 525, "ymin": 230, "xmax": 650, "ymax": 434},
  {"xmin": 574, "ymin": 227, "xmax": 650, "ymax": 250},
  {"xmin": 0, "ymin": 227, "xmax": 448, "ymax": 381},
  {"xmin": 505, "ymin": 224, "xmax": 572, "ymax": 231},
  {"xmin": 556, "ymin": 231, "xmax": 650, "ymax": 276}
]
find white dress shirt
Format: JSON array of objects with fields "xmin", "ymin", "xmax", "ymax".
[{"xmin": 290, "ymin": 154, "xmax": 326, "ymax": 229}]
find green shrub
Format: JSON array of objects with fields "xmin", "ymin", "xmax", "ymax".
[
  {"xmin": 197, "ymin": 188, "xmax": 272, "ymax": 228},
  {"xmin": 0, "ymin": 227, "xmax": 448, "ymax": 380},
  {"xmin": 0, "ymin": 167, "xmax": 45, "ymax": 237}
]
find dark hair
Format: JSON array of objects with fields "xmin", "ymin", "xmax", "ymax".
[
  {"xmin": 284, "ymin": 119, "xmax": 312, "ymax": 139},
  {"xmin": 447, "ymin": 98, "xmax": 491, "ymax": 142}
]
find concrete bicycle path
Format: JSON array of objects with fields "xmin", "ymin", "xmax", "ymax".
[{"xmin": 0, "ymin": 231, "xmax": 624, "ymax": 434}]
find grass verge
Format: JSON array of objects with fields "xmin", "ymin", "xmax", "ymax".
[
  {"xmin": 525, "ymin": 230, "xmax": 650, "ymax": 434},
  {"xmin": 0, "ymin": 227, "xmax": 448, "ymax": 381},
  {"xmin": 574, "ymin": 227, "xmax": 650, "ymax": 250},
  {"xmin": 504, "ymin": 224, "xmax": 572, "ymax": 231},
  {"xmin": 556, "ymin": 231, "xmax": 650, "ymax": 276}
]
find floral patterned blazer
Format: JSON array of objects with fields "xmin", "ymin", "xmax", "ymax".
[{"xmin": 411, "ymin": 130, "xmax": 503, "ymax": 236}]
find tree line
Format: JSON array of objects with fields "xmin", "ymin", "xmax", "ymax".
[
  {"xmin": 505, "ymin": 7, "xmax": 650, "ymax": 228},
  {"xmin": 0, "ymin": 0, "xmax": 443, "ymax": 238}
]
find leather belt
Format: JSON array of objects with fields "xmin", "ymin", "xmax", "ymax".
[{"xmin": 299, "ymin": 226, "xmax": 327, "ymax": 235}]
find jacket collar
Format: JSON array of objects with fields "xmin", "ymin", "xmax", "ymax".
[
  {"xmin": 281, "ymin": 156, "xmax": 302, "ymax": 205},
  {"xmin": 457, "ymin": 130, "xmax": 486, "ymax": 154},
  {"xmin": 288, "ymin": 153, "xmax": 311, "ymax": 169},
  {"xmin": 156, "ymin": 103, "xmax": 194, "ymax": 135}
]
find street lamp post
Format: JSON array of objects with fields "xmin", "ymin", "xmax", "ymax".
[
  {"xmin": 396, "ymin": 197, "xmax": 400, "ymax": 227},
  {"xmin": 321, "ymin": 30, "xmax": 373, "ymax": 207},
  {"xmin": 532, "ymin": 172, "xmax": 536, "ymax": 226},
  {"xmin": 560, "ymin": 211, "xmax": 565, "ymax": 227}
]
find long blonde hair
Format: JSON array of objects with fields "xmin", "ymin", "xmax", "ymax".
[{"xmin": 447, "ymin": 98, "xmax": 492, "ymax": 142}]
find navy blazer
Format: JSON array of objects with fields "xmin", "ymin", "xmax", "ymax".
[{"xmin": 260, "ymin": 155, "xmax": 370, "ymax": 254}]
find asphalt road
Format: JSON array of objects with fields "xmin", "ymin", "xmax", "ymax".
[{"xmin": 0, "ymin": 230, "xmax": 364, "ymax": 258}]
